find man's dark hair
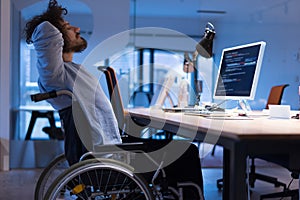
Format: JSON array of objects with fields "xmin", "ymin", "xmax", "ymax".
[{"xmin": 24, "ymin": 0, "xmax": 68, "ymax": 44}]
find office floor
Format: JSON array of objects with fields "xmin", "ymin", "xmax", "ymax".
[{"xmin": 0, "ymin": 147, "xmax": 298, "ymax": 200}]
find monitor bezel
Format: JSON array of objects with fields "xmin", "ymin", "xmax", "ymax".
[{"xmin": 213, "ymin": 41, "xmax": 266, "ymax": 101}]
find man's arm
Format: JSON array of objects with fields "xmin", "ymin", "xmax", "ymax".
[{"xmin": 31, "ymin": 21, "xmax": 65, "ymax": 88}]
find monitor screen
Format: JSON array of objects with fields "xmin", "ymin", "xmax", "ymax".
[{"xmin": 213, "ymin": 41, "xmax": 266, "ymax": 100}]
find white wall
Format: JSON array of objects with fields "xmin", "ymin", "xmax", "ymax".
[{"xmin": 0, "ymin": 0, "xmax": 11, "ymax": 171}]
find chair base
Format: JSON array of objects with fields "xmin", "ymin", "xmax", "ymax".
[
  {"xmin": 216, "ymin": 172, "xmax": 287, "ymax": 191},
  {"xmin": 260, "ymin": 189, "xmax": 299, "ymax": 200},
  {"xmin": 249, "ymin": 172, "xmax": 286, "ymax": 189}
]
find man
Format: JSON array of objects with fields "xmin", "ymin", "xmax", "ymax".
[
  {"xmin": 24, "ymin": 1, "xmax": 204, "ymax": 199},
  {"xmin": 24, "ymin": 0, "xmax": 122, "ymax": 166}
]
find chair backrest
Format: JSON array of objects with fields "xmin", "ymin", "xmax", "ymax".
[
  {"xmin": 100, "ymin": 66, "xmax": 171, "ymax": 142},
  {"xmin": 98, "ymin": 67, "xmax": 126, "ymax": 130},
  {"xmin": 265, "ymin": 84, "xmax": 289, "ymax": 109}
]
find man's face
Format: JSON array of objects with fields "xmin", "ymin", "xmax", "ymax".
[{"xmin": 61, "ymin": 21, "xmax": 87, "ymax": 53}]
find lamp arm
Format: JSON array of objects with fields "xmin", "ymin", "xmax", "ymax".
[
  {"xmin": 192, "ymin": 52, "xmax": 203, "ymax": 106},
  {"xmin": 192, "ymin": 50, "xmax": 198, "ymax": 62}
]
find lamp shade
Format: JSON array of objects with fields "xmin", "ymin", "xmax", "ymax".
[{"xmin": 196, "ymin": 22, "xmax": 215, "ymax": 58}]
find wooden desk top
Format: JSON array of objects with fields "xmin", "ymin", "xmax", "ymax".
[
  {"xmin": 18, "ymin": 105, "xmax": 55, "ymax": 112},
  {"xmin": 127, "ymin": 108, "xmax": 300, "ymax": 140}
]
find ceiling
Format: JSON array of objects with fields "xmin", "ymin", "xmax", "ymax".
[
  {"xmin": 20, "ymin": 0, "xmax": 91, "ymax": 20},
  {"xmin": 20, "ymin": 0, "xmax": 299, "ymax": 25},
  {"xmin": 131, "ymin": 0, "xmax": 299, "ymax": 24}
]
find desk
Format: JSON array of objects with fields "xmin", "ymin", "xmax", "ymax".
[
  {"xmin": 126, "ymin": 108, "xmax": 300, "ymax": 200},
  {"xmin": 19, "ymin": 105, "xmax": 57, "ymax": 140}
]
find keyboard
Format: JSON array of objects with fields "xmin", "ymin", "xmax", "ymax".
[
  {"xmin": 184, "ymin": 110, "xmax": 232, "ymax": 117},
  {"xmin": 162, "ymin": 107, "xmax": 206, "ymax": 113},
  {"xmin": 245, "ymin": 111, "xmax": 269, "ymax": 118}
]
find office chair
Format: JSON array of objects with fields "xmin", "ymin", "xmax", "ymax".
[
  {"xmin": 259, "ymin": 158, "xmax": 299, "ymax": 200},
  {"xmin": 247, "ymin": 84, "xmax": 299, "ymax": 199},
  {"xmin": 249, "ymin": 84, "xmax": 290, "ymax": 189},
  {"xmin": 265, "ymin": 84, "xmax": 290, "ymax": 109}
]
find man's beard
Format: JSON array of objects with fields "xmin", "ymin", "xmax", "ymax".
[{"xmin": 63, "ymin": 37, "xmax": 88, "ymax": 53}]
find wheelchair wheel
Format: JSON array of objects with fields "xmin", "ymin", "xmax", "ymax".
[
  {"xmin": 45, "ymin": 158, "xmax": 155, "ymax": 200},
  {"xmin": 34, "ymin": 154, "xmax": 69, "ymax": 200}
]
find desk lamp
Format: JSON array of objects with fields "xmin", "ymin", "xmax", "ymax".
[{"xmin": 184, "ymin": 22, "xmax": 215, "ymax": 106}]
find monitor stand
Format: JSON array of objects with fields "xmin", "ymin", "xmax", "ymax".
[{"xmin": 238, "ymin": 99, "xmax": 252, "ymax": 113}]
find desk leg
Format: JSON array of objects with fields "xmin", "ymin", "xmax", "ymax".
[
  {"xmin": 46, "ymin": 111, "xmax": 59, "ymax": 139},
  {"xmin": 223, "ymin": 144, "xmax": 248, "ymax": 200},
  {"xmin": 223, "ymin": 148, "xmax": 230, "ymax": 199},
  {"xmin": 25, "ymin": 111, "xmax": 38, "ymax": 140},
  {"xmin": 47, "ymin": 111, "xmax": 56, "ymax": 129},
  {"xmin": 25, "ymin": 111, "xmax": 57, "ymax": 140}
]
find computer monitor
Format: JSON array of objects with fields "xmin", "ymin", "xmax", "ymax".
[{"xmin": 213, "ymin": 41, "xmax": 266, "ymax": 101}]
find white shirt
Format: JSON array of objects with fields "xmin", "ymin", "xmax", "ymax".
[{"xmin": 31, "ymin": 21, "xmax": 122, "ymax": 148}]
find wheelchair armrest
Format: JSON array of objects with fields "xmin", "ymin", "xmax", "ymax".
[{"xmin": 93, "ymin": 142, "xmax": 146, "ymax": 153}]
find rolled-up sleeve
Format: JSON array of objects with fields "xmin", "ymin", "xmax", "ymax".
[{"xmin": 32, "ymin": 21, "xmax": 65, "ymax": 88}]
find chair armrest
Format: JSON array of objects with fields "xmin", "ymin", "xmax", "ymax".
[{"xmin": 93, "ymin": 142, "xmax": 146, "ymax": 153}]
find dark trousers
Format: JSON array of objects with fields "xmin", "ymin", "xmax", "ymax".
[
  {"xmin": 164, "ymin": 142, "xmax": 203, "ymax": 191},
  {"xmin": 59, "ymin": 106, "xmax": 88, "ymax": 166},
  {"xmin": 134, "ymin": 139, "xmax": 204, "ymax": 196},
  {"xmin": 164, "ymin": 142, "xmax": 203, "ymax": 199}
]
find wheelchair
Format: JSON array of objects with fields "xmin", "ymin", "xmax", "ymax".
[
  {"xmin": 34, "ymin": 153, "xmax": 68, "ymax": 200},
  {"xmin": 32, "ymin": 90, "xmax": 204, "ymax": 200}
]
